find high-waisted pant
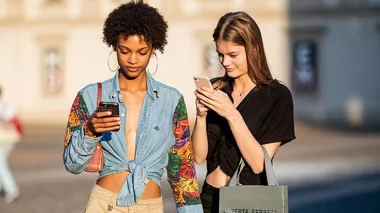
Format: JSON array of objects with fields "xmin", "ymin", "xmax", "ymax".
[{"xmin": 84, "ymin": 184, "xmax": 164, "ymax": 213}]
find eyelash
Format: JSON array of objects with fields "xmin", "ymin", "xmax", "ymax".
[
  {"xmin": 218, "ymin": 54, "xmax": 237, "ymax": 58},
  {"xmin": 120, "ymin": 51, "xmax": 148, "ymax": 55}
]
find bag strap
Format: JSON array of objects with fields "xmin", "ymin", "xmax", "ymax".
[
  {"xmin": 97, "ymin": 83, "xmax": 102, "ymax": 106},
  {"xmin": 227, "ymin": 146, "xmax": 279, "ymax": 186}
]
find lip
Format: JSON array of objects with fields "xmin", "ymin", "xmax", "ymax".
[
  {"xmin": 127, "ymin": 67, "xmax": 140, "ymax": 72},
  {"xmin": 225, "ymin": 68, "xmax": 235, "ymax": 72}
]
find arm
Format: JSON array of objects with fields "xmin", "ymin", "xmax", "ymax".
[
  {"xmin": 63, "ymin": 91, "xmax": 102, "ymax": 174},
  {"xmin": 227, "ymin": 111, "xmax": 280, "ymax": 174},
  {"xmin": 167, "ymin": 96, "xmax": 203, "ymax": 213},
  {"xmin": 190, "ymin": 114, "xmax": 208, "ymax": 164},
  {"xmin": 196, "ymin": 86, "xmax": 294, "ymax": 174},
  {"xmin": 226, "ymin": 88, "xmax": 294, "ymax": 174}
]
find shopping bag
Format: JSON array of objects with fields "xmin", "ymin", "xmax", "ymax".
[{"xmin": 219, "ymin": 146, "xmax": 288, "ymax": 213}]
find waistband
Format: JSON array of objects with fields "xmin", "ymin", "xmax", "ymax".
[
  {"xmin": 92, "ymin": 184, "xmax": 163, "ymax": 205},
  {"xmin": 202, "ymin": 181, "xmax": 220, "ymax": 193}
]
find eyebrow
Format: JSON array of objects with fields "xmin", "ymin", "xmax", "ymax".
[
  {"xmin": 118, "ymin": 45, "xmax": 150, "ymax": 51},
  {"xmin": 216, "ymin": 50, "xmax": 239, "ymax": 55}
]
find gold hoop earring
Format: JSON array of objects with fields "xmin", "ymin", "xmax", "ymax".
[
  {"xmin": 107, "ymin": 50, "xmax": 119, "ymax": 72},
  {"xmin": 147, "ymin": 53, "xmax": 159, "ymax": 75}
]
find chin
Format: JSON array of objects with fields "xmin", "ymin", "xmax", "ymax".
[
  {"xmin": 226, "ymin": 72, "xmax": 239, "ymax": 79},
  {"xmin": 120, "ymin": 69, "xmax": 145, "ymax": 80}
]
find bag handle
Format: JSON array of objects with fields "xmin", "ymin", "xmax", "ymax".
[
  {"xmin": 227, "ymin": 146, "xmax": 279, "ymax": 186},
  {"xmin": 97, "ymin": 83, "xmax": 102, "ymax": 106}
]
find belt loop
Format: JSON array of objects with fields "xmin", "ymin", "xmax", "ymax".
[{"xmin": 107, "ymin": 193, "xmax": 114, "ymax": 211}]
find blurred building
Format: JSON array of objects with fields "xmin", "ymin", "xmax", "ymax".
[
  {"xmin": 289, "ymin": 0, "xmax": 380, "ymax": 130},
  {"xmin": 0, "ymin": 0, "xmax": 378, "ymax": 130},
  {"xmin": 0, "ymin": 0, "xmax": 289, "ymax": 125}
]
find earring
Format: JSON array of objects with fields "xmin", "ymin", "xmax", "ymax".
[
  {"xmin": 147, "ymin": 53, "xmax": 159, "ymax": 75},
  {"xmin": 107, "ymin": 50, "xmax": 119, "ymax": 72}
]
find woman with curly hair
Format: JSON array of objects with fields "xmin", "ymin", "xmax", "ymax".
[
  {"xmin": 63, "ymin": 1, "xmax": 203, "ymax": 212},
  {"xmin": 191, "ymin": 12, "xmax": 295, "ymax": 212}
]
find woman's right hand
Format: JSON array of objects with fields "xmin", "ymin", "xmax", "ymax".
[
  {"xmin": 194, "ymin": 89, "xmax": 209, "ymax": 117},
  {"xmin": 85, "ymin": 111, "xmax": 121, "ymax": 137}
]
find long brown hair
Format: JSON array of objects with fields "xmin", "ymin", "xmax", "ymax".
[{"xmin": 212, "ymin": 11, "xmax": 273, "ymax": 90}]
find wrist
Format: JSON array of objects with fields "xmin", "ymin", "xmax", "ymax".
[
  {"xmin": 196, "ymin": 113, "xmax": 207, "ymax": 119},
  {"xmin": 84, "ymin": 123, "xmax": 100, "ymax": 138},
  {"xmin": 226, "ymin": 109, "xmax": 241, "ymax": 123}
]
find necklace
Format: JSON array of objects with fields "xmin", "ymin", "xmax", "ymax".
[{"xmin": 237, "ymin": 88, "xmax": 252, "ymax": 96}]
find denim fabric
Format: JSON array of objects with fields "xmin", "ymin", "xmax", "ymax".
[{"xmin": 63, "ymin": 72, "xmax": 203, "ymax": 213}]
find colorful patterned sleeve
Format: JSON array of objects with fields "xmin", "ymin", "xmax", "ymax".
[
  {"xmin": 167, "ymin": 96, "xmax": 203, "ymax": 213},
  {"xmin": 63, "ymin": 91, "xmax": 101, "ymax": 174}
]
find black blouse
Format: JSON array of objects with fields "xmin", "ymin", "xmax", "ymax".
[{"xmin": 205, "ymin": 79, "xmax": 295, "ymax": 185}]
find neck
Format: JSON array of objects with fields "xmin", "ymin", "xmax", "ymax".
[
  {"xmin": 233, "ymin": 75, "xmax": 255, "ymax": 93},
  {"xmin": 118, "ymin": 71, "xmax": 147, "ymax": 92}
]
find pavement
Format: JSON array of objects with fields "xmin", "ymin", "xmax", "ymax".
[{"xmin": 0, "ymin": 120, "xmax": 379, "ymax": 213}]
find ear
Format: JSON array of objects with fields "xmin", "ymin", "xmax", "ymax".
[
  {"xmin": 112, "ymin": 44, "xmax": 116, "ymax": 51},
  {"xmin": 151, "ymin": 49, "xmax": 156, "ymax": 56}
]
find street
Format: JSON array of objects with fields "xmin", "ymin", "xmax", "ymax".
[{"xmin": 0, "ymin": 121, "xmax": 379, "ymax": 213}]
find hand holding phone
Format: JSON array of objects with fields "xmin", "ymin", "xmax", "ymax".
[
  {"xmin": 193, "ymin": 76, "xmax": 213, "ymax": 117},
  {"xmin": 95, "ymin": 101, "xmax": 120, "ymax": 132},
  {"xmin": 98, "ymin": 102, "xmax": 120, "ymax": 117},
  {"xmin": 84, "ymin": 102, "xmax": 121, "ymax": 137},
  {"xmin": 193, "ymin": 76, "xmax": 213, "ymax": 90}
]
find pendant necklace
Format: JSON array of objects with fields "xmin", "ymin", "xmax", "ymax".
[{"xmin": 238, "ymin": 88, "xmax": 251, "ymax": 97}]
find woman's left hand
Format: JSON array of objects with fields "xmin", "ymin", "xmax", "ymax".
[{"xmin": 195, "ymin": 86, "xmax": 237, "ymax": 119}]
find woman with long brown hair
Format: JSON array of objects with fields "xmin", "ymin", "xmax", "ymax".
[{"xmin": 191, "ymin": 11, "xmax": 295, "ymax": 213}]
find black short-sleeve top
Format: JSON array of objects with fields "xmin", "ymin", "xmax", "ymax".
[{"xmin": 205, "ymin": 79, "xmax": 295, "ymax": 185}]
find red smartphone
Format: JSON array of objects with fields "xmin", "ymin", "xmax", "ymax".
[
  {"xmin": 193, "ymin": 76, "xmax": 213, "ymax": 89},
  {"xmin": 97, "ymin": 102, "xmax": 120, "ymax": 131}
]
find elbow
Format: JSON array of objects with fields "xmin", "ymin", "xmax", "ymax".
[
  {"xmin": 63, "ymin": 156, "xmax": 84, "ymax": 174},
  {"xmin": 252, "ymin": 168, "xmax": 264, "ymax": 175},
  {"xmin": 194, "ymin": 156, "xmax": 205, "ymax": 164},
  {"xmin": 251, "ymin": 164, "xmax": 264, "ymax": 175},
  {"xmin": 64, "ymin": 163, "xmax": 83, "ymax": 174}
]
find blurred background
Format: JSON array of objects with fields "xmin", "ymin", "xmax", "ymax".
[{"xmin": 0, "ymin": 0, "xmax": 379, "ymax": 212}]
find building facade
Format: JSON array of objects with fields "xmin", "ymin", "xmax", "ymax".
[
  {"xmin": 0, "ymin": 0, "xmax": 290, "ymax": 125},
  {"xmin": 1, "ymin": 0, "xmax": 378, "ymax": 130},
  {"xmin": 289, "ymin": 0, "xmax": 380, "ymax": 130}
]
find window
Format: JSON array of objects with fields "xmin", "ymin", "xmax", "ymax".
[
  {"xmin": 289, "ymin": 25, "xmax": 326, "ymax": 94},
  {"xmin": 292, "ymin": 41, "xmax": 318, "ymax": 93},
  {"xmin": 42, "ymin": 48, "xmax": 64, "ymax": 96}
]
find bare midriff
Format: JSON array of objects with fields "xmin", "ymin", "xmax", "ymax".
[
  {"xmin": 205, "ymin": 166, "xmax": 230, "ymax": 188},
  {"xmin": 96, "ymin": 171, "xmax": 161, "ymax": 199}
]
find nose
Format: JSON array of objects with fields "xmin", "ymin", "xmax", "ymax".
[
  {"xmin": 128, "ymin": 53, "xmax": 138, "ymax": 64},
  {"xmin": 221, "ymin": 56, "xmax": 230, "ymax": 67}
]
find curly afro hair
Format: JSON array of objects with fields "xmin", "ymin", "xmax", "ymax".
[{"xmin": 102, "ymin": 0, "xmax": 168, "ymax": 53}]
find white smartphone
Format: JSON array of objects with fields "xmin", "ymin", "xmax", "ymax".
[{"xmin": 193, "ymin": 76, "xmax": 213, "ymax": 89}]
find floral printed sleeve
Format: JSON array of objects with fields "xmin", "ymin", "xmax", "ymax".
[
  {"xmin": 63, "ymin": 91, "xmax": 101, "ymax": 174},
  {"xmin": 167, "ymin": 96, "xmax": 203, "ymax": 213}
]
